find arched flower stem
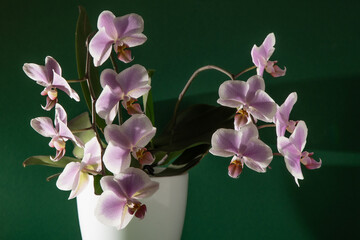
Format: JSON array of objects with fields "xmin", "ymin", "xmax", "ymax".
[
  {"xmin": 234, "ymin": 66, "xmax": 256, "ymax": 79},
  {"xmin": 257, "ymin": 124, "xmax": 276, "ymax": 129},
  {"xmin": 170, "ymin": 65, "xmax": 234, "ymax": 129}
]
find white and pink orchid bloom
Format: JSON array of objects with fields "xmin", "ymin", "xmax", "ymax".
[
  {"xmin": 274, "ymin": 92, "xmax": 298, "ymax": 137},
  {"xmin": 30, "ymin": 104, "xmax": 84, "ymax": 161},
  {"xmin": 217, "ymin": 75, "xmax": 277, "ymax": 130},
  {"xmin": 23, "ymin": 56, "xmax": 80, "ymax": 110},
  {"xmin": 103, "ymin": 114, "xmax": 156, "ymax": 174},
  {"xmin": 277, "ymin": 121, "xmax": 322, "ymax": 186},
  {"xmin": 209, "ymin": 123, "xmax": 273, "ymax": 178},
  {"xmin": 251, "ymin": 33, "xmax": 286, "ymax": 77},
  {"xmin": 56, "ymin": 137, "xmax": 102, "ymax": 199},
  {"xmin": 95, "ymin": 64, "xmax": 151, "ymax": 124},
  {"xmin": 89, "ymin": 10, "xmax": 147, "ymax": 66},
  {"xmin": 95, "ymin": 167, "xmax": 159, "ymax": 229}
]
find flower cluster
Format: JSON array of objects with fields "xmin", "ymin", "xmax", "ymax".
[{"xmin": 23, "ymin": 9, "xmax": 321, "ymax": 230}]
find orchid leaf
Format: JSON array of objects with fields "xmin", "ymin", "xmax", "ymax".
[
  {"xmin": 143, "ymin": 69, "xmax": 155, "ymax": 126},
  {"xmin": 68, "ymin": 112, "xmax": 96, "ymax": 159},
  {"xmin": 75, "ymin": 6, "xmax": 106, "ymax": 130},
  {"xmin": 153, "ymin": 104, "xmax": 234, "ymax": 152},
  {"xmin": 154, "ymin": 144, "xmax": 209, "ymax": 176},
  {"xmin": 23, "ymin": 156, "xmax": 80, "ymax": 168}
]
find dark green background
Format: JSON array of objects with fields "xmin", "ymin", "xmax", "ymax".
[{"xmin": 1, "ymin": 0, "xmax": 359, "ymax": 239}]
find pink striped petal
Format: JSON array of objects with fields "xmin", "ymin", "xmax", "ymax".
[
  {"xmin": 103, "ymin": 142, "xmax": 131, "ymax": 174},
  {"xmin": 97, "ymin": 10, "xmax": 117, "ymax": 39},
  {"xmin": 217, "ymin": 80, "xmax": 248, "ymax": 108},
  {"xmin": 52, "ymin": 71, "xmax": 80, "ymax": 101},
  {"xmin": 95, "ymin": 85, "xmax": 121, "ymax": 124},
  {"xmin": 30, "ymin": 117, "xmax": 56, "ymax": 137},
  {"xmin": 89, "ymin": 28, "xmax": 114, "ymax": 67},
  {"xmin": 289, "ymin": 121, "xmax": 307, "ymax": 152}
]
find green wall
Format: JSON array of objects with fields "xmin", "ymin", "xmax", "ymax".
[{"xmin": 1, "ymin": 0, "xmax": 359, "ymax": 239}]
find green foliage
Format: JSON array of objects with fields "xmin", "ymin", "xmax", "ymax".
[
  {"xmin": 153, "ymin": 104, "xmax": 234, "ymax": 152},
  {"xmin": 23, "ymin": 156, "xmax": 80, "ymax": 168},
  {"xmin": 68, "ymin": 112, "xmax": 96, "ymax": 159}
]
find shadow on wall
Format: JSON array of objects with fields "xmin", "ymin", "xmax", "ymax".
[{"xmin": 154, "ymin": 75, "xmax": 360, "ymax": 153}]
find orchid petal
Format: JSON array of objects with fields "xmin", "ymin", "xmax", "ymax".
[
  {"xmin": 95, "ymin": 85, "xmax": 121, "ymax": 124},
  {"xmin": 217, "ymin": 80, "xmax": 248, "ymax": 108},
  {"xmin": 97, "ymin": 10, "xmax": 117, "ymax": 39},
  {"xmin": 89, "ymin": 28, "xmax": 114, "ymax": 67},
  {"xmin": 100, "ymin": 176, "xmax": 129, "ymax": 199},
  {"xmin": 23, "ymin": 63, "xmax": 49, "ymax": 85},
  {"xmin": 114, "ymin": 14, "xmax": 147, "ymax": 47},
  {"xmin": 289, "ymin": 121, "xmax": 307, "ymax": 152},
  {"xmin": 45, "ymin": 56, "xmax": 62, "ymax": 80},
  {"xmin": 55, "ymin": 103, "xmax": 68, "ymax": 126},
  {"xmin": 104, "ymin": 124, "xmax": 131, "ymax": 148},
  {"xmin": 242, "ymin": 138, "xmax": 273, "ymax": 172},
  {"xmin": 248, "ymin": 90, "xmax": 277, "ymax": 122},
  {"xmin": 52, "ymin": 71, "xmax": 80, "ymax": 101},
  {"xmin": 246, "ymin": 75, "xmax": 265, "ymax": 101},
  {"xmin": 103, "ymin": 142, "xmax": 131, "ymax": 174},
  {"xmin": 95, "ymin": 191, "xmax": 130, "ymax": 229},
  {"xmin": 69, "ymin": 171, "xmax": 89, "ymax": 199},
  {"xmin": 51, "ymin": 148, "xmax": 66, "ymax": 162},
  {"xmin": 114, "ymin": 168, "xmax": 159, "ymax": 199},
  {"xmin": 210, "ymin": 128, "xmax": 241, "ymax": 157},
  {"xmin": 82, "ymin": 137, "xmax": 102, "ymax": 166},
  {"xmin": 99, "ymin": 68, "xmax": 121, "ymax": 90},
  {"xmin": 30, "ymin": 117, "xmax": 56, "ymax": 137},
  {"xmin": 56, "ymin": 161, "xmax": 81, "ymax": 191},
  {"xmin": 275, "ymin": 92, "xmax": 297, "ymax": 137},
  {"xmin": 121, "ymin": 114, "xmax": 156, "ymax": 148},
  {"xmin": 284, "ymin": 152, "xmax": 304, "ymax": 186},
  {"xmin": 118, "ymin": 64, "xmax": 150, "ymax": 98}
]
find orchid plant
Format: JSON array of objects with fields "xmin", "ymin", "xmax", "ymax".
[{"xmin": 23, "ymin": 6, "xmax": 322, "ymax": 230}]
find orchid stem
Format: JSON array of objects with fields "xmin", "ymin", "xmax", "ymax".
[
  {"xmin": 257, "ymin": 124, "xmax": 276, "ymax": 129},
  {"xmin": 110, "ymin": 53, "xmax": 119, "ymax": 73},
  {"xmin": 234, "ymin": 66, "xmax": 256, "ymax": 79},
  {"xmin": 85, "ymin": 33, "xmax": 106, "ymax": 176},
  {"xmin": 273, "ymin": 152, "xmax": 282, "ymax": 156},
  {"xmin": 67, "ymin": 79, "xmax": 86, "ymax": 83},
  {"xmin": 170, "ymin": 65, "xmax": 234, "ymax": 129}
]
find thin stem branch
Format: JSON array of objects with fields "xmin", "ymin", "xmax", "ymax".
[
  {"xmin": 110, "ymin": 53, "xmax": 119, "ymax": 73},
  {"xmin": 234, "ymin": 66, "xmax": 256, "ymax": 79},
  {"xmin": 273, "ymin": 152, "xmax": 282, "ymax": 156},
  {"xmin": 257, "ymin": 124, "xmax": 276, "ymax": 130},
  {"xmin": 67, "ymin": 79, "xmax": 86, "ymax": 83},
  {"xmin": 85, "ymin": 33, "xmax": 106, "ymax": 175},
  {"xmin": 170, "ymin": 65, "xmax": 234, "ymax": 129}
]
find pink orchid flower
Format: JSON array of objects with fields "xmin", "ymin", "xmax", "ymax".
[
  {"xmin": 209, "ymin": 123, "xmax": 273, "ymax": 178},
  {"xmin": 251, "ymin": 33, "xmax": 286, "ymax": 77},
  {"xmin": 274, "ymin": 92, "xmax": 298, "ymax": 137},
  {"xmin": 103, "ymin": 114, "xmax": 156, "ymax": 174},
  {"xmin": 56, "ymin": 137, "xmax": 102, "ymax": 199},
  {"xmin": 95, "ymin": 167, "xmax": 159, "ymax": 229},
  {"xmin": 89, "ymin": 10, "xmax": 147, "ymax": 66},
  {"xmin": 23, "ymin": 56, "xmax": 80, "ymax": 110},
  {"xmin": 30, "ymin": 104, "xmax": 84, "ymax": 161},
  {"xmin": 277, "ymin": 121, "xmax": 322, "ymax": 186},
  {"xmin": 217, "ymin": 75, "xmax": 277, "ymax": 130},
  {"xmin": 95, "ymin": 64, "xmax": 151, "ymax": 124}
]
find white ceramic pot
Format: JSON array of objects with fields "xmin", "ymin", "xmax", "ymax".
[{"xmin": 77, "ymin": 173, "xmax": 189, "ymax": 240}]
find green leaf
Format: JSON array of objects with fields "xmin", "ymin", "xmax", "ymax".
[
  {"xmin": 68, "ymin": 112, "xmax": 96, "ymax": 159},
  {"xmin": 75, "ymin": 6, "xmax": 92, "ymax": 112},
  {"xmin": 143, "ymin": 70, "xmax": 155, "ymax": 126},
  {"xmin": 154, "ymin": 144, "xmax": 210, "ymax": 176},
  {"xmin": 75, "ymin": 6, "xmax": 106, "ymax": 131},
  {"xmin": 23, "ymin": 156, "xmax": 80, "ymax": 168},
  {"xmin": 153, "ymin": 104, "xmax": 234, "ymax": 152}
]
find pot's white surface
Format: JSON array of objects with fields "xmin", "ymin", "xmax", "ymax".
[{"xmin": 76, "ymin": 173, "xmax": 189, "ymax": 240}]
